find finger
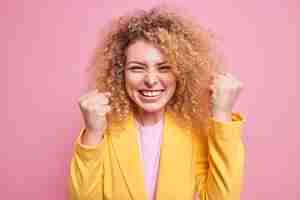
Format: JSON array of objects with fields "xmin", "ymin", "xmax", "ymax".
[
  {"xmin": 84, "ymin": 88, "xmax": 99, "ymax": 96},
  {"xmin": 90, "ymin": 92, "xmax": 111, "ymax": 102},
  {"xmin": 80, "ymin": 91, "xmax": 110, "ymax": 104},
  {"xmin": 79, "ymin": 89, "xmax": 99, "ymax": 101},
  {"xmin": 103, "ymin": 105, "xmax": 112, "ymax": 113},
  {"xmin": 212, "ymin": 74, "xmax": 223, "ymax": 86},
  {"xmin": 225, "ymin": 73, "xmax": 238, "ymax": 83},
  {"xmin": 212, "ymin": 71, "xmax": 228, "ymax": 83},
  {"xmin": 209, "ymin": 83, "xmax": 216, "ymax": 91},
  {"xmin": 94, "ymin": 105, "xmax": 112, "ymax": 116},
  {"xmin": 87, "ymin": 94, "xmax": 110, "ymax": 105},
  {"xmin": 224, "ymin": 73, "xmax": 243, "ymax": 88},
  {"xmin": 215, "ymin": 70, "xmax": 227, "ymax": 76},
  {"xmin": 103, "ymin": 92, "xmax": 112, "ymax": 98},
  {"xmin": 209, "ymin": 83, "xmax": 218, "ymax": 100}
]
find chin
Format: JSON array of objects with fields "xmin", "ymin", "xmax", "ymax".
[{"xmin": 137, "ymin": 103, "xmax": 165, "ymax": 113}]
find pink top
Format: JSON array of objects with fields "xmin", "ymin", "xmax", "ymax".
[{"xmin": 135, "ymin": 117, "xmax": 163, "ymax": 200}]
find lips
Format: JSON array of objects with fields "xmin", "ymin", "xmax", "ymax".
[{"xmin": 138, "ymin": 89, "xmax": 165, "ymax": 97}]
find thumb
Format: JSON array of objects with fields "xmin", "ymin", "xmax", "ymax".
[{"xmin": 103, "ymin": 91, "xmax": 111, "ymax": 96}]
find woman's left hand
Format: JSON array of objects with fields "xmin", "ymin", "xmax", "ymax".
[{"xmin": 210, "ymin": 72, "xmax": 243, "ymax": 121}]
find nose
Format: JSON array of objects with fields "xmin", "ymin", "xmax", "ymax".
[{"xmin": 144, "ymin": 72, "xmax": 158, "ymax": 87}]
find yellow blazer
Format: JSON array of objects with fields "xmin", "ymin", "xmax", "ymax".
[{"xmin": 69, "ymin": 111, "xmax": 245, "ymax": 200}]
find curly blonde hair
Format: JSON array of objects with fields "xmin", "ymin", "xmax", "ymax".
[{"xmin": 87, "ymin": 6, "xmax": 218, "ymax": 127}]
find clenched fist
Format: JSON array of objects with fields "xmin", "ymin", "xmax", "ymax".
[
  {"xmin": 78, "ymin": 89, "xmax": 111, "ymax": 145},
  {"xmin": 210, "ymin": 72, "xmax": 243, "ymax": 121}
]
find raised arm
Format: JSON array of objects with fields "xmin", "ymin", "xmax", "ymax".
[
  {"xmin": 69, "ymin": 129, "xmax": 107, "ymax": 200},
  {"xmin": 194, "ymin": 113, "xmax": 245, "ymax": 200},
  {"xmin": 69, "ymin": 89, "xmax": 111, "ymax": 200}
]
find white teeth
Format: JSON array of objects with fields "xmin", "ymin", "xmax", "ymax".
[{"xmin": 140, "ymin": 90, "xmax": 163, "ymax": 97}]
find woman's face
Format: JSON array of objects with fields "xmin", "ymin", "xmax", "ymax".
[{"xmin": 124, "ymin": 39, "xmax": 176, "ymax": 114}]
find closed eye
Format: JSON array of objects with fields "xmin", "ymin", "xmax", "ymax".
[
  {"xmin": 128, "ymin": 66, "xmax": 145, "ymax": 72},
  {"xmin": 158, "ymin": 65, "xmax": 172, "ymax": 72}
]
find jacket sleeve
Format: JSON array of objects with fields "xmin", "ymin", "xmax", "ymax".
[
  {"xmin": 69, "ymin": 128, "xmax": 107, "ymax": 200},
  {"xmin": 193, "ymin": 113, "xmax": 245, "ymax": 200}
]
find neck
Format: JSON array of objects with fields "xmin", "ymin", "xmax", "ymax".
[{"xmin": 134, "ymin": 108, "xmax": 165, "ymax": 126}]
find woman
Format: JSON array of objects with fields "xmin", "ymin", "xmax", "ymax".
[{"xmin": 69, "ymin": 6, "xmax": 245, "ymax": 200}]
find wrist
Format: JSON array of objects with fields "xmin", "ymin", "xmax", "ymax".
[
  {"xmin": 86, "ymin": 128, "xmax": 103, "ymax": 136},
  {"xmin": 81, "ymin": 129, "xmax": 104, "ymax": 146},
  {"xmin": 212, "ymin": 109, "xmax": 231, "ymax": 122}
]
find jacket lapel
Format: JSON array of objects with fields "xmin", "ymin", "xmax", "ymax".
[
  {"xmin": 110, "ymin": 112, "xmax": 148, "ymax": 200},
  {"xmin": 155, "ymin": 111, "xmax": 193, "ymax": 200}
]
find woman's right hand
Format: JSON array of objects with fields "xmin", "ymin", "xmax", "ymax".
[{"xmin": 78, "ymin": 89, "xmax": 111, "ymax": 139}]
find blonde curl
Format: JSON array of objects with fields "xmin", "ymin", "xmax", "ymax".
[{"xmin": 87, "ymin": 6, "xmax": 219, "ymax": 130}]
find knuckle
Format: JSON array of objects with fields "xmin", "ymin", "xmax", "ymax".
[{"xmin": 79, "ymin": 100, "xmax": 87, "ymax": 108}]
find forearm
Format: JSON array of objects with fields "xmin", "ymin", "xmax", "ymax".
[
  {"xmin": 69, "ymin": 128, "xmax": 106, "ymax": 200},
  {"xmin": 196, "ymin": 113, "xmax": 245, "ymax": 200}
]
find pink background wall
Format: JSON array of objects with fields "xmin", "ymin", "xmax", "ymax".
[{"xmin": 2, "ymin": 0, "xmax": 299, "ymax": 199}]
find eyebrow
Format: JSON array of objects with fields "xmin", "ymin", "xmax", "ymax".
[{"xmin": 126, "ymin": 61, "xmax": 168, "ymax": 66}]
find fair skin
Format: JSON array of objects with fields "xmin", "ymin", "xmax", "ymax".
[
  {"xmin": 124, "ymin": 39, "xmax": 176, "ymax": 126},
  {"xmin": 78, "ymin": 39, "xmax": 243, "ymax": 146}
]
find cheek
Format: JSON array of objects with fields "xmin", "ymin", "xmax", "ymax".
[
  {"xmin": 169, "ymin": 82, "xmax": 176, "ymax": 97},
  {"xmin": 165, "ymin": 75, "xmax": 177, "ymax": 92},
  {"xmin": 124, "ymin": 74, "xmax": 140, "ymax": 96}
]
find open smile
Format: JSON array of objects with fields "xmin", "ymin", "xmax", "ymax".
[{"xmin": 138, "ymin": 90, "xmax": 165, "ymax": 97}]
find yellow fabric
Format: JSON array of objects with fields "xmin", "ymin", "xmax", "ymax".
[{"xmin": 69, "ymin": 111, "xmax": 245, "ymax": 200}]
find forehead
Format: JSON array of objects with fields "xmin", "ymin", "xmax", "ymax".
[{"xmin": 125, "ymin": 40, "xmax": 165, "ymax": 64}]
